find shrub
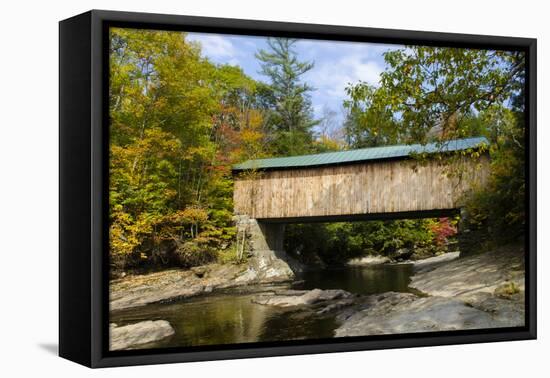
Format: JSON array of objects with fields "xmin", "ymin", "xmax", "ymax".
[
  {"xmin": 173, "ymin": 237, "xmax": 218, "ymax": 268},
  {"xmin": 463, "ymin": 111, "xmax": 525, "ymax": 245},
  {"xmin": 285, "ymin": 218, "xmax": 449, "ymax": 265},
  {"xmin": 217, "ymin": 244, "xmax": 248, "ymax": 264},
  {"xmin": 427, "ymin": 217, "xmax": 458, "ymax": 247}
]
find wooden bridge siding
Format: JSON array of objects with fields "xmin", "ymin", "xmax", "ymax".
[{"xmin": 234, "ymin": 155, "xmax": 490, "ymax": 220}]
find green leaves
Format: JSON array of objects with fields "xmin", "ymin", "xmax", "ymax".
[
  {"xmin": 464, "ymin": 101, "xmax": 526, "ymax": 243},
  {"xmin": 343, "ymin": 82, "xmax": 400, "ymax": 147},
  {"xmin": 344, "ymin": 46, "xmax": 525, "ymax": 146},
  {"xmin": 285, "ymin": 219, "xmax": 453, "ymax": 265}
]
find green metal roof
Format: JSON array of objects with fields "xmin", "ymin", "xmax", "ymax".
[{"xmin": 232, "ymin": 136, "xmax": 489, "ymax": 171}]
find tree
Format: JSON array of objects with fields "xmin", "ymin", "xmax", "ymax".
[
  {"xmin": 285, "ymin": 218, "xmax": 456, "ymax": 265},
  {"xmin": 343, "ymin": 83, "xmax": 401, "ymax": 148},
  {"xmin": 312, "ymin": 106, "xmax": 345, "ymax": 152},
  {"xmin": 109, "ymin": 28, "xmax": 268, "ymax": 270},
  {"xmin": 342, "ymin": 45, "xmax": 526, "ymax": 246},
  {"xmin": 463, "ymin": 95, "xmax": 526, "ymax": 243},
  {"xmin": 318, "ymin": 106, "xmax": 338, "ymax": 139},
  {"xmin": 255, "ymin": 38, "xmax": 318, "ymax": 155},
  {"xmin": 344, "ymin": 46, "xmax": 525, "ymax": 145}
]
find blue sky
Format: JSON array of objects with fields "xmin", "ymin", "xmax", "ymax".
[{"xmin": 186, "ymin": 32, "xmax": 403, "ymax": 124}]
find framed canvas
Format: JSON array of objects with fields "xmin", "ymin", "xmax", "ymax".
[{"xmin": 59, "ymin": 9, "xmax": 537, "ymax": 368}]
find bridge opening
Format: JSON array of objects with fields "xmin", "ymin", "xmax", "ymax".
[{"xmin": 282, "ymin": 214, "xmax": 461, "ymax": 269}]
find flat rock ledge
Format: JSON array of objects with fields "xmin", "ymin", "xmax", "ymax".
[
  {"xmin": 110, "ymin": 260, "xmax": 294, "ymax": 311},
  {"xmin": 336, "ymin": 245, "xmax": 525, "ymax": 337},
  {"xmin": 410, "ymin": 246, "xmax": 524, "ymax": 298},
  {"xmin": 412, "ymin": 251, "xmax": 460, "ymax": 273},
  {"xmin": 335, "ymin": 292, "xmax": 515, "ymax": 337},
  {"xmin": 252, "ymin": 289, "xmax": 354, "ymax": 311},
  {"xmin": 110, "ymin": 320, "xmax": 175, "ymax": 351}
]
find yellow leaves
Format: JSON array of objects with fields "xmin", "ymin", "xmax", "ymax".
[
  {"xmin": 140, "ymin": 128, "xmax": 181, "ymax": 154},
  {"xmin": 247, "ymin": 109, "xmax": 264, "ymax": 129},
  {"xmin": 110, "ymin": 209, "xmax": 167, "ymax": 256},
  {"xmin": 240, "ymin": 129, "xmax": 263, "ymax": 145},
  {"xmin": 109, "ymin": 209, "xmax": 141, "ymax": 256},
  {"xmin": 179, "ymin": 206, "xmax": 209, "ymax": 224},
  {"xmin": 315, "ymin": 135, "xmax": 342, "ymax": 152},
  {"xmin": 108, "ymin": 28, "xmax": 273, "ymax": 265},
  {"xmin": 186, "ymin": 145, "xmax": 214, "ymax": 160}
]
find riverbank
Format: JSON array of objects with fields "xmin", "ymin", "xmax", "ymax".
[
  {"xmin": 335, "ymin": 244, "xmax": 524, "ymax": 336},
  {"xmin": 110, "ymin": 260, "xmax": 294, "ymax": 311},
  {"xmin": 110, "ymin": 253, "xmax": 408, "ymax": 312}
]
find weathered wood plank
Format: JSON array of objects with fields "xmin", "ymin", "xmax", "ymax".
[{"xmin": 234, "ymin": 155, "xmax": 490, "ymax": 220}]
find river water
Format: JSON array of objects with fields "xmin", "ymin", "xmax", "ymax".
[{"xmin": 110, "ymin": 263, "xmax": 414, "ymax": 349}]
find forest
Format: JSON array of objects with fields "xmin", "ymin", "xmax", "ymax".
[{"xmin": 109, "ymin": 28, "xmax": 526, "ymax": 274}]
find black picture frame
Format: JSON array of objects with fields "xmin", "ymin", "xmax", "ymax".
[{"xmin": 59, "ymin": 9, "xmax": 537, "ymax": 368}]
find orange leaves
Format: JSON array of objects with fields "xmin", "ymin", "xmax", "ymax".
[{"xmin": 427, "ymin": 217, "xmax": 458, "ymax": 247}]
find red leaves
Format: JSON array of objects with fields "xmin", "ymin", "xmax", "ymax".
[{"xmin": 429, "ymin": 217, "xmax": 458, "ymax": 247}]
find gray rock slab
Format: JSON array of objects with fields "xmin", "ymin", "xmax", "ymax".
[
  {"xmin": 335, "ymin": 293, "xmax": 496, "ymax": 337},
  {"xmin": 110, "ymin": 320, "xmax": 175, "ymax": 351},
  {"xmin": 252, "ymin": 289, "xmax": 353, "ymax": 307},
  {"xmin": 412, "ymin": 251, "xmax": 460, "ymax": 273}
]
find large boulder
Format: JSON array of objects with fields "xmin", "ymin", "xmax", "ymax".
[
  {"xmin": 336, "ymin": 245, "xmax": 526, "ymax": 337},
  {"xmin": 110, "ymin": 320, "xmax": 175, "ymax": 351},
  {"xmin": 252, "ymin": 289, "xmax": 353, "ymax": 308},
  {"xmin": 390, "ymin": 247, "xmax": 413, "ymax": 261}
]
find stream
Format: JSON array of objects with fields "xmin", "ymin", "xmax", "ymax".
[{"xmin": 109, "ymin": 263, "xmax": 414, "ymax": 349}]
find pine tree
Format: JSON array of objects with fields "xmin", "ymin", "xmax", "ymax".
[{"xmin": 255, "ymin": 38, "xmax": 317, "ymax": 155}]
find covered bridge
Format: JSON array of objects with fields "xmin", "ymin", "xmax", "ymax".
[
  {"xmin": 231, "ymin": 137, "xmax": 490, "ymax": 278},
  {"xmin": 233, "ymin": 137, "xmax": 490, "ymax": 223}
]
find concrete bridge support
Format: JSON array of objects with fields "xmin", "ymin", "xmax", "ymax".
[{"xmin": 234, "ymin": 215, "xmax": 298, "ymax": 281}]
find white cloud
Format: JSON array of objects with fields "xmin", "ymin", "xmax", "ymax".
[
  {"xmin": 183, "ymin": 35, "xmax": 394, "ymax": 123},
  {"xmin": 307, "ymin": 54, "xmax": 384, "ymax": 100},
  {"xmin": 299, "ymin": 39, "xmax": 396, "ymax": 60},
  {"xmin": 297, "ymin": 39, "xmax": 400, "ymax": 105},
  {"xmin": 187, "ymin": 34, "xmax": 237, "ymax": 58}
]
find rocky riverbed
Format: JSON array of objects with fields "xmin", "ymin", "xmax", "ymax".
[
  {"xmin": 109, "ymin": 244, "xmax": 524, "ymax": 349},
  {"xmin": 110, "ymin": 254, "xmax": 294, "ymax": 311},
  {"xmin": 336, "ymin": 244, "xmax": 525, "ymax": 336}
]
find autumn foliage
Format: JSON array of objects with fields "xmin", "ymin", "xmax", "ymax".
[
  {"xmin": 109, "ymin": 29, "xmax": 268, "ymax": 270},
  {"xmin": 109, "ymin": 29, "xmax": 525, "ymax": 273}
]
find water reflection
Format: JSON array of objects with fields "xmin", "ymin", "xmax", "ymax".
[
  {"xmin": 297, "ymin": 264, "xmax": 414, "ymax": 295},
  {"xmin": 110, "ymin": 263, "xmax": 414, "ymax": 349}
]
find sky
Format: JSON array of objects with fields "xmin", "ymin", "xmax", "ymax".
[{"xmin": 186, "ymin": 32, "xmax": 404, "ymax": 124}]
